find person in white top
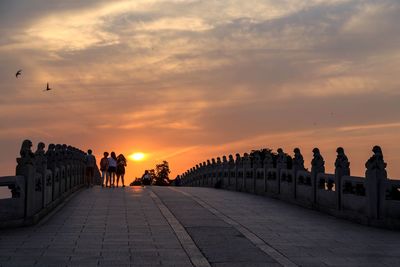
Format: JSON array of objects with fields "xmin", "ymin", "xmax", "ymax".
[{"xmin": 108, "ymin": 152, "xmax": 118, "ymax": 188}]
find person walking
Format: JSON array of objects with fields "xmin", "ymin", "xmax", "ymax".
[
  {"xmin": 100, "ymin": 152, "xmax": 109, "ymax": 187},
  {"xmin": 116, "ymin": 154, "xmax": 127, "ymax": 187},
  {"xmin": 108, "ymin": 152, "xmax": 118, "ymax": 188},
  {"xmin": 85, "ymin": 149, "xmax": 96, "ymax": 187}
]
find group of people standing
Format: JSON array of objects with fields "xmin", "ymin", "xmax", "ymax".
[
  {"xmin": 100, "ymin": 152, "xmax": 127, "ymax": 187},
  {"xmin": 84, "ymin": 150, "xmax": 128, "ymax": 187}
]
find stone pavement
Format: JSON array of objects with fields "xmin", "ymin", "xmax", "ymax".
[
  {"xmin": 0, "ymin": 186, "xmax": 400, "ymax": 267},
  {"xmin": 170, "ymin": 187, "xmax": 400, "ymax": 267}
]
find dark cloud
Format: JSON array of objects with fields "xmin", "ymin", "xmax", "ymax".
[{"xmin": 1, "ymin": 0, "xmax": 400, "ymax": 179}]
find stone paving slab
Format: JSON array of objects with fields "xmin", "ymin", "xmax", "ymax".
[
  {"xmin": 0, "ymin": 186, "xmax": 194, "ymax": 267},
  {"xmin": 2, "ymin": 186, "xmax": 399, "ymax": 266},
  {"xmin": 175, "ymin": 187, "xmax": 400, "ymax": 267},
  {"xmin": 152, "ymin": 187, "xmax": 281, "ymax": 267}
]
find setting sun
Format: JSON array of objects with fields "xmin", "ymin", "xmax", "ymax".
[{"xmin": 129, "ymin": 152, "xmax": 145, "ymax": 161}]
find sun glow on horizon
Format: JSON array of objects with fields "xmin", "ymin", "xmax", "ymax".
[{"xmin": 129, "ymin": 152, "xmax": 146, "ymax": 161}]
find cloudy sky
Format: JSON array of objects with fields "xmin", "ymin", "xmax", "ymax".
[{"xmin": 1, "ymin": 0, "xmax": 400, "ymax": 182}]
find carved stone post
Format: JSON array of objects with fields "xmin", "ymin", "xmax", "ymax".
[
  {"xmin": 226, "ymin": 155, "xmax": 232, "ymax": 187},
  {"xmin": 365, "ymin": 146, "xmax": 387, "ymax": 220},
  {"xmin": 79, "ymin": 149, "xmax": 85, "ymax": 185},
  {"xmin": 334, "ymin": 147, "xmax": 350, "ymax": 210},
  {"xmin": 211, "ymin": 158, "xmax": 216, "ymax": 187},
  {"xmin": 16, "ymin": 140, "xmax": 36, "ymax": 218},
  {"xmin": 311, "ymin": 148, "xmax": 325, "ymax": 204},
  {"xmin": 221, "ymin": 156, "xmax": 227, "ymax": 188},
  {"xmin": 252, "ymin": 153, "xmax": 261, "ymax": 193},
  {"xmin": 46, "ymin": 144, "xmax": 59, "ymax": 201},
  {"xmin": 242, "ymin": 153, "xmax": 251, "ymax": 192},
  {"xmin": 276, "ymin": 148, "xmax": 287, "ymax": 194},
  {"xmin": 55, "ymin": 144, "xmax": 66, "ymax": 194},
  {"xmin": 35, "ymin": 142, "xmax": 48, "ymax": 208},
  {"xmin": 263, "ymin": 153, "xmax": 273, "ymax": 193},
  {"xmin": 206, "ymin": 160, "xmax": 211, "ymax": 187},
  {"xmin": 234, "ymin": 154, "xmax": 242, "ymax": 191},
  {"xmin": 293, "ymin": 148, "xmax": 305, "ymax": 199},
  {"xmin": 216, "ymin": 157, "xmax": 222, "ymax": 188}
]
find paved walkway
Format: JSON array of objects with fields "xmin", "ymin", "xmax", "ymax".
[{"xmin": 0, "ymin": 187, "xmax": 399, "ymax": 267}]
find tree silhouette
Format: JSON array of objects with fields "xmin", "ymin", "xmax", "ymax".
[{"xmin": 154, "ymin": 161, "xmax": 171, "ymax": 186}]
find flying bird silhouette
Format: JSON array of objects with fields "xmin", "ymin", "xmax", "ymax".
[
  {"xmin": 43, "ymin": 83, "xmax": 52, "ymax": 92},
  {"xmin": 15, "ymin": 70, "xmax": 22, "ymax": 78}
]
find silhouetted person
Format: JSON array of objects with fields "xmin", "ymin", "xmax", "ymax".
[
  {"xmin": 142, "ymin": 170, "xmax": 151, "ymax": 186},
  {"xmin": 116, "ymin": 154, "xmax": 127, "ymax": 187},
  {"xmin": 108, "ymin": 152, "xmax": 117, "ymax": 188},
  {"xmin": 100, "ymin": 152, "xmax": 109, "ymax": 187},
  {"xmin": 85, "ymin": 149, "xmax": 96, "ymax": 187}
]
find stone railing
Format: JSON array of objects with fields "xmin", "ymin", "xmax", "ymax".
[
  {"xmin": 0, "ymin": 140, "xmax": 89, "ymax": 228},
  {"xmin": 178, "ymin": 146, "xmax": 400, "ymax": 230}
]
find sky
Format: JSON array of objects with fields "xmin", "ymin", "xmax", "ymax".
[{"xmin": 0, "ymin": 0, "xmax": 400, "ymax": 183}]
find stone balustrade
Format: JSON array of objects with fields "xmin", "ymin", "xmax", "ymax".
[
  {"xmin": 0, "ymin": 140, "xmax": 88, "ymax": 227},
  {"xmin": 178, "ymin": 146, "xmax": 400, "ymax": 229}
]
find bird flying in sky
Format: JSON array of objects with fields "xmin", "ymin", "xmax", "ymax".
[
  {"xmin": 43, "ymin": 82, "xmax": 52, "ymax": 91},
  {"xmin": 15, "ymin": 70, "xmax": 22, "ymax": 78}
]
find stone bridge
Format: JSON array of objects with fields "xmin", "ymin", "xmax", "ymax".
[
  {"xmin": 0, "ymin": 140, "xmax": 96, "ymax": 228},
  {"xmin": 178, "ymin": 147, "xmax": 400, "ymax": 230},
  {"xmin": 1, "ymin": 141, "xmax": 400, "ymax": 266}
]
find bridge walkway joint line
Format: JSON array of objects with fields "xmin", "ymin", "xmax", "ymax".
[
  {"xmin": 170, "ymin": 187, "xmax": 400, "ymax": 267},
  {"xmin": 0, "ymin": 187, "xmax": 196, "ymax": 267},
  {"xmin": 168, "ymin": 187, "xmax": 297, "ymax": 267},
  {"xmin": 152, "ymin": 187, "xmax": 282, "ymax": 266},
  {"xmin": 149, "ymin": 189, "xmax": 211, "ymax": 267}
]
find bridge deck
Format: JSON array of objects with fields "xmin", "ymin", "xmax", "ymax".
[{"xmin": 1, "ymin": 187, "xmax": 399, "ymax": 267}]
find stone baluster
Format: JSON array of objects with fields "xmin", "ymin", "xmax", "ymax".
[
  {"xmin": 263, "ymin": 152, "xmax": 273, "ymax": 192},
  {"xmin": 16, "ymin": 140, "xmax": 36, "ymax": 217},
  {"xmin": 311, "ymin": 148, "xmax": 325, "ymax": 204},
  {"xmin": 206, "ymin": 160, "xmax": 211, "ymax": 186},
  {"xmin": 227, "ymin": 155, "xmax": 234, "ymax": 187},
  {"xmin": 365, "ymin": 146, "xmax": 387, "ymax": 220},
  {"xmin": 198, "ymin": 161, "xmax": 204, "ymax": 186},
  {"xmin": 222, "ymin": 156, "xmax": 228, "ymax": 188},
  {"xmin": 276, "ymin": 148, "xmax": 288, "ymax": 194},
  {"xmin": 235, "ymin": 153, "xmax": 242, "ymax": 191},
  {"xmin": 54, "ymin": 144, "xmax": 65, "ymax": 194},
  {"xmin": 216, "ymin": 157, "xmax": 222, "ymax": 186},
  {"xmin": 211, "ymin": 158, "xmax": 216, "ymax": 186},
  {"xmin": 213, "ymin": 157, "xmax": 222, "ymax": 188},
  {"xmin": 79, "ymin": 149, "xmax": 86, "ymax": 184},
  {"xmin": 194, "ymin": 164, "xmax": 199, "ymax": 186},
  {"xmin": 263, "ymin": 152, "xmax": 273, "ymax": 170},
  {"xmin": 198, "ymin": 162, "xmax": 202, "ymax": 186},
  {"xmin": 67, "ymin": 146, "xmax": 75, "ymax": 188},
  {"xmin": 46, "ymin": 144, "xmax": 59, "ymax": 200},
  {"xmin": 292, "ymin": 148, "xmax": 305, "ymax": 198},
  {"xmin": 34, "ymin": 142, "xmax": 47, "ymax": 208},
  {"xmin": 190, "ymin": 167, "xmax": 195, "ymax": 184},
  {"xmin": 252, "ymin": 153, "xmax": 261, "ymax": 192},
  {"xmin": 242, "ymin": 153, "xmax": 251, "ymax": 191},
  {"xmin": 77, "ymin": 148, "xmax": 84, "ymax": 186},
  {"xmin": 334, "ymin": 147, "xmax": 350, "ymax": 209}
]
